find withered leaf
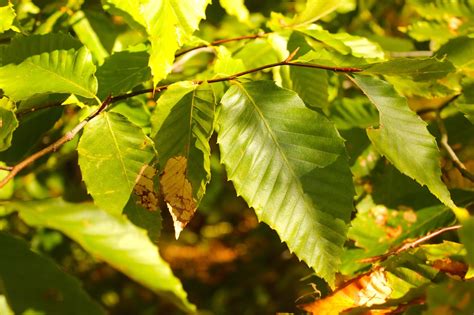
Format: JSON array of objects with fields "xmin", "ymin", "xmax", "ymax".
[
  {"xmin": 161, "ymin": 156, "xmax": 197, "ymax": 239},
  {"xmin": 133, "ymin": 164, "xmax": 159, "ymax": 212},
  {"xmin": 300, "ymin": 268, "xmax": 392, "ymax": 314}
]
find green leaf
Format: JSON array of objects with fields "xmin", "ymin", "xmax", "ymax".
[
  {"xmin": 352, "ymin": 75, "xmax": 460, "ymax": 213},
  {"xmin": 408, "ymin": 0, "xmax": 474, "ymax": 19},
  {"xmin": 152, "ymin": 82, "xmax": 215, "ymax": 237},
  {"xmin": 123, "ymin": 194, "xmax": 162, "ymax": 243},
  {"xmin": 96, "ymin": 50, "xmax": 151, "ymax": 99},
  {"xmin": 102, "ymin": 0, "xmax": 210, "ymax": 86},
  {"xmin": 78, "ymin": 111, "xmax": 155, "ymax": 216},
  {"xmin": 330, "ymin": 97, "xmax": 379, "ymax": 130},
  {"xmin": 298, "ymin": 28, "xmax": 385, "ymax": 60},
  {"xmin": 425, "ymin": 278, "xmax": 474, "ymax": 315},
  {"xmin": 459, "ymin": 217, "xmax": 474, "ymax": 267},
  {"xmin": 11, "ymin": 199, "xmax": 195, "ymax": 313},
  {"xmin": 289, "ymin": 67, "xmax": 328, "ymax": 109},
  {"xmin": 70, "ymin": 10, "xmax": 109, "ymax": 65},
  {"xmin": 0, "ymin": 34, "xmax": 98, "ymax": 101},
  {"xmin": 0, "ymin": 97, "xmax": 18, "ymax": 151},
  {"xmin": 436, "ymin": 36, "xmax": 474, "ymax": 70},
  {"xmin": 0, "ymin": 1, "xmax": 16, "ymax": 33},
  {"xmin": 0, "ymin": 232, "xmax": 104, "ymax": 315},
  {"xmin": 361, "ymin": 58, "xmax": 456, "ymax": 81},
  {"xmin": 217, "ymin": 81, "xmax": 354, "ymax": 285},
  {"xmin": 456, "ymin": 79, "xmax": 474, "ymax": 124},
  {"xmin": 219, "ymin": 0, "xmax": 249, "ymax": 23},
  {"xmin": 292, "ymin": 0, "xmax": 340, "ymax": 26}
]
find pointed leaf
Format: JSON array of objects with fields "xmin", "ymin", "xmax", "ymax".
[
  {"xmin": 0, "ymin": 34, "xmax": 97, "ymax": 101},
  {"xmin": 435, "ymin": 36, "xmax": 474, "ymax": 70},
  {"xmin": 361, "ymin": 57, "xmax": 456, "ymax": 81},
  {"xmin": 217, "ymin": 81, "xmax": 354, "ymax": 284},
  {"xmin": 0, "ymin": 1, "xmax": 16, "ymax": 33},
  {"xmin": 78, "ymin": 112, "xmax": 155, "ymax": 216},
  {"xmin": 12, "ymin": 199, "xmax": 195, "ymax": 313},
  {"xmin": 0, "ymin": 232, "xmax": 104, "ymax": 315},
  {"xmin": 152, "ymin": 82, "xmax": 215, "ymax": 237},
  {"xmin": 96, "ymin": 50, "xmax": 151, "ymax": 99},
  {"xmin": 352, "ymin": 75, "xmax": 459, "ymax": 212},
  {"xmin": 292, "ymin": 0, "xmax": 340, "ymax": 26},
  {"xmin": 0, "ymin": 97, "xmax": 17, "ymax": 151},
  {"xmin": 219, "ymin": 0, "xmax": 250, "ymax": 23}
]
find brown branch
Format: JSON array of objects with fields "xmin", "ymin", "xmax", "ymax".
[
  {"xmin": 359, "ymin": 224, "xmax": 462, "ymax": 264},
  {"xmin": 0, "ymin": 96, "xmax": 112, "ymax": 189},
  {"xmin": 175, "ymin": 33, "xmax": 266, "ymax": 58},
  {"xmin": 436, "ymin": 111, "xmax": 474, "ymax": 183},
  {"xmin": 1, "ymin": 57, "xmax": 362, "ymax": 187}
]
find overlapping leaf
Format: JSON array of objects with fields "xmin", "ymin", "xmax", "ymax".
[
  {"xmin": 292, "ymin": 0, "xmax": 340, "ymax": 26},
  {"xmin": 0, "ymin": 232, "xmax": 105, "ymax": 315},
  {"xmin": 217, "ymin": 81, "xmax": 354, "ymax": 284},
  {"xmin": 102, "ymin": 0, "xmax": 210, "ymax": 86},
  {"xmin": 0, "ymin": 33, "xmax": 97, "ymax": 101},
  {"xmin": 289, "ymin": 67, "xmax": 328, "ymax": 109},
  {"xmin": 219, "ymin": 0, "xmax": 249, "ymax": 23},
  {"xmin": 78, "ymin": 112, "xmax": 155, "ymax": 216},
  {"xmin": 0, "ymin": 97, "xmax": 17, "ymax": 151},
  {"xmin": 352, "ymin": 75, "xmax": 460, "ymax": 213},
  {"xmin": 151, "ymin": 82, "xmax": 215, "ymax": 238},
  {"xmin": 96, "ymin": 50, "xmax": 151, "ymax": 99},
  {"xmin": 11, "ymin": 199, "xmax": 195, "ymax": 313}
]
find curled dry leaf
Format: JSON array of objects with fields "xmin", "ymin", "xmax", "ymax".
[
  {"xmin": 160, "ymin": 156, "xmax": 197, "ymax": 239},
  {"xmin": 299, "ymin": 268, "xmax": 392, "ymax": 314},
  {"xmin": 134, "ymin": 164, "xmax": 159, "ymax": 211}
]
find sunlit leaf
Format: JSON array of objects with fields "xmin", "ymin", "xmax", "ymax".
[
  {"xmin": 352, "ymin": 75, "xmax": 461, "ymax": 213},
  {"xmin": 0, "ymin": 33, "xmax": 97, "ymax": 101},
  {"xmin": 11, "ymin": 199, "xmax": 195, "ymax": 313},
  {"xmin": 78, "ymin": 112, "xmax": 155, "ymax": 216},
  {"xmin": 0, "ymin": 1, "xmax": 16, "ymax": 33},
  {"xmin": 292, "ymin": 0, "xmax": 340, "ymax": 26},
  {"xmin": 217, "ymin": 80, "xmax": 354, "ymax": 285},
  {"xmin": 0, "ymin": 232, "xmax": 104, "ymax": 315},
  {"xmin": 219, "ymin": 0, "xmax": 249, "ymax": 23}
]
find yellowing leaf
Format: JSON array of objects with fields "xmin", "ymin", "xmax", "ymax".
[
  {"xmin": 160, "ymin": 156, "xmax": 196, "ymax": 239},
  {"xmin": 300, "ymin": 268, "xmax": 392, "ymax": 314}
]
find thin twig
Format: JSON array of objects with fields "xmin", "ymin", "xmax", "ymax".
[
  {"xmin": 436, "ymin": 111, "xmax": 474, "ymax": 183},
  {"xmin": 111, "ymin": 58, "xmax": 362, "ymax": 103},
  {"xmin": 0, "ymin": 165, "xmax": 13, "ymax": 171},
  {"xmin": 359, "ymin": 224, "xmax": 462, "ymax": 264},
  {"xmin": 175, "ymin": 34, "xmax": 266, "ymax": 58},
  {"xmin": 0, "ymin": 96, "xmax": 112, "ymax": 189}
]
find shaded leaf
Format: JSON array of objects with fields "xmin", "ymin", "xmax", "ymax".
[
  {"xmin": 436, "ymin": 36, "xmax": 474, "ymax": 70},
  {"xmin": 11, "ymin": 199, "xmax": 195, "ymax": 313},
  {"xmin": 96, "ymin": 50, "xmax": 151, "ymax": 99},
  {"xmin": 78, "ymin": 112, "xmax": 155, "ymax": 216},
  {"xmin": 0, "ymin": 97, "xmax": 17, "ymax": 151},
  {"xmin": 352, "ymin": 75, "xmax": 460, "ymax": 213},
  {"xmin": 152, "ymin": 82, "xmax": 215, "ymax": 238},
  {"xmin": 361, "ymin": 58, "xmax": 456, "ymax": 81},
  {"xmin": 70, "ymin": 10, "xmax": 109, "ymax": 64},
  {"xmin": 459, "ymin": 217, "xmax": 474, "ymax": 267},
  {"xmin": 425, "ymin": 278, "xmax": 474, "ymax": 315},
  {"xmin": 0, "ymin": 34, "xmax": 97, "ymax": 101},
  {"xmin": 0, "ymin": 232, "xmax": 104, "ymax": 315},
  {"xmin": 217, "ymin": 80, "xmax": 354, "ymax": 284},
  {"xmin": 289, "ymin": 67, "xmax": 328, "ymax": 109}
]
